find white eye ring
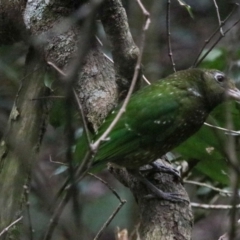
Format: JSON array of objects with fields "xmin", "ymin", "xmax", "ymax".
[{"xmin": 215, "ymin": 73, "xmax": 225, "ymax": 83}]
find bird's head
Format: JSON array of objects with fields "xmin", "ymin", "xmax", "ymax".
[{"xmin": 201, "ymin": 69, "xmax": 240, "ymax": 109}]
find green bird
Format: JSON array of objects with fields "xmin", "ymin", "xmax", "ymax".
[{"xmin": 75, "ymin": 68, "xmax": 240, "ymax": 201}]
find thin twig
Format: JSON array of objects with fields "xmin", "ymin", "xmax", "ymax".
[
  {"xmin": 184, "ymin": 180, "xmax": 232, "ymax": 197},
  {"xmin": 196, "ymin": 37, "xmax": 220, "ymax": 68},
  {"xmin": 99, "ymin": 27, "xmax": 152, "ymax": 86},
  {"xmin": 56, "ymin": 149, "xmax": 92, "ymax": 206},
  {"xmin": 0, "ymin": 216, "xmax": 23, "ymax": 237},
  {"xmin": 205, "ymin": 15, "xmax": 240, "ymax": 64},
  {"xmin": 43, "ymin": 193, "xmax": 72, "ymax": 240},
  {"xmin": 95, "ymin": 35, "xmax": 103, "ymax": 46},
  {"xmin": 73, "ymin": 89, "xmax": 92, "ymax": 146},
  {"xmin": 88, "ymin": 173, "xmax": 125, "ymax": 202},
  {"xmin": 47, "ymin": 61, "xmax": 66, "ymax": 76},
  {"xmin": 212, "ymin": 0, "xmax": 224, "ymax": 36},
  {"xmin": 94, "ymin": 202, "xmax": 126, "ymax": 240},
  {"xmin": 89, "ymin": 173, "xmax": 126, "ymax": 240},
  {"xmin": 193, "ymin": 31, "xmax": 216, "ymax": 67},
  {"xmin": 142, "ymin": 75, "xmax": 151, "ymax": 85},
  {"xmin": 193, "ymin": 3, "xmax": 238, "ymax": 67},
  {"xmin": 91, "ymin": 6, "xmax": 150, "ymax": 151},
  {"xmin": 191, "ymin": 202, "xmax": 240, "ymax": 210},
  {"xmin": 136, "ymin": 0, "xmax": 150, "ymax": 17},
  {"xmin": 103, "ymin": 48, "xmax": 151, "ymax": 85},
  {"xmin": 229, "ymin": 172, "xmax": 239, "ymax": 240},
  {"xmin": 166, "ymin": 0, "xmax": 176, "ymax": 72},
  {"xmin": 49, "ymin": 155, "xmax": 68, "ymax": 166},
  {"xmin": 64, "ymin": 87, "xmax": 81, "ymax": 229},
  {"xmin": 47, "ymin": 62, "xmax": 88, "ymax": 233},
  {"xmin": 204, "ymin": 122, "xmax": 240, "ymax": 135},
  {"xmin": 31, "ymin": 96, "xmax": 65, "ymax": 100},
  {"xmin": 226, "ymin": 102, "xmax": 240, "ymax": 240},
  {"xmin": 204, "ymin": 117, "xmax": 240, "ymax": 176},
  {"xmin": 224, "ymin": 16, "xmax": 240, "ymax": 36},
  {"xmin": 47, "ymin": 61, "xmax": 92, "ymax": 146},
  {"xmin": 24, "ymin": 183, "xmax": 34, "ymax": 240},
  {"xmin": 196, "ymin": 17, "xmax": 240, "ymax": 67}
]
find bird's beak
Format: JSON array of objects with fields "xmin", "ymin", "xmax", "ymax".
[{"xmin": 227, "ymin": 87, "xmax": 240, "ymax": 101}]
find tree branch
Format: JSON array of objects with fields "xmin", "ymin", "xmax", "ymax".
[{"xmin": 99, "ymin": 0, "xmax": 141, "ymax": 95}]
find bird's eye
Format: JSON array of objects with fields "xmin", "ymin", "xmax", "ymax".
[{"xmin": 214, "ymin": 73, "xmax": 225, "ymax": 83}]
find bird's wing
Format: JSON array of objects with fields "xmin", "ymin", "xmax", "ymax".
[{"xmin": 94, "ymin": 87, "xmax": 181, "ymax": 162}]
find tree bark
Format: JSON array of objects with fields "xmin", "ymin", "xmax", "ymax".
[
  {"xmin": 0, "ymin": 0, "xmax": 26, "ymax": 44},
  {"xmin": 0, "ymin": 48, "xmax": 49, "ymax": 239},
  {"xmin": 75, "ymin": 42, "xmax": 118, "ymax": 132},
  {"xmin": 99, "ymin": 0, "xmax": 140, "ymax": 94},
  {"xmin": 110, "ymin": 160, "xmax": 193, "ymax": 240}
]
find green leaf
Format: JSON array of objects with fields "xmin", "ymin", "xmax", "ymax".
[
  {"xmin": 74, "ymin": 130, "xmax": 91, "ymax": 162},
  {"xmin": 195, "ymin": 157, "xmax": 229, "ymax": 185},
  {"xmin": 53, "ymin": 165, "xmax": 68, "ymax": 175},
  {"xmin": 44, "ymin": 72, "xmax": 54, "ymax": 91},
  {"xmin": 174, "ymin": 101, "xmax": 240, "ymax": 185},
  {"xmin": 199, "ymin": 48, "xmax": 227, "ymax": 71},
  {"xmin": 202, "ymin": 48, "xmax": 222, "ymax": 62},
  {"xmin": 177, "ymin": 0, "xmax": 194, "ymax": 19}
]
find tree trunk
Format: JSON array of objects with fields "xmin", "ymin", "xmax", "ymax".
[{"xmin": 0, "ymin": 48, "xmax": 49, "ymax": 238}]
